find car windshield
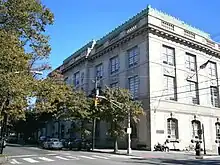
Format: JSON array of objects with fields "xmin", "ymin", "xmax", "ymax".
[{"xmin": 50, "ymin": 139, "xmax": 59, "ymax": 142}]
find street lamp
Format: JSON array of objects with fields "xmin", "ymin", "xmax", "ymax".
[{"xmin": 96, "ymin": 95, "xmax": 132, "ymax": 155}]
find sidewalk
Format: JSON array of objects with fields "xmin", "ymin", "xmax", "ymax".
[{"xmin": 91, "ymin": 149, "xmax": 220, "ymax": 159}]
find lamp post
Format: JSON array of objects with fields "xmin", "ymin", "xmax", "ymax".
[{"xmin": 96, "ymin": 95, "xmax": 132, "ymax": 155}]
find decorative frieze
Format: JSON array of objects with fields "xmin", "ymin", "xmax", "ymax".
[
  {"xmin": 126, "ymin": 24, "xmax": 137, "ymax": 34},
  {"xmin": 184, "ymin": 30, "xmax": 195, "ymax": 39},
  {"xmin": 161, "ymin": 21, "xmax": 174, "ymax": 31}
]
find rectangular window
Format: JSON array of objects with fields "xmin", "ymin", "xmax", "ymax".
[
  {"xmin": 209, "ymin": 62, "xmax": 217, "ymax": 78},
  {"xmin": 110, "ymin": 56, "xmax": 119, "ymax": 74},
  {"xmin": 164, "ymin": 75, "xmax": 176, "ymax": 100},
  {"xmin": 95, "ymin": 63, "xmax": 103, "ymax": 79},
  {"xmin": 162, "ymin": 45, "xmax": 175, "ymax": 66},
  {"xmin": 187, "ymin": 81, "xmax": 199, "ymax": 104},
  {"xmin": 74, "ymin": 72, "xmax": 80, "ymax": 86},
  {"xmin": 128, "ymin": 76, "xmax": 139, "ymax": 98},
  {"xmin": 110, "ymin": 82, "xmax": 119, "ymax": 88},
  {"xmin": 211, "ymin": 86, "xmax": 219, "ymax": 107},
  {"xmin": 128, "ymin": 47, "xmax": 138, "ymax": 67},
  {"xmin": 186, "ymin": 53, "xmax": 196, "ymax": 72}
]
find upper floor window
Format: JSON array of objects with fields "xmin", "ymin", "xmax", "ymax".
[
  {"xmin": 110, "ymin": 82, "xmax": 119, "ymax": 88},
  {"xmin": 167, "ymin": 118, "xmax": 178, "ymax": 139},
  {"xmin": 186, "ymin": 53, "xmax": 196, "ymax": 72},
  {"xmin": 163, "ymin": 75, "xmax": 176, "ymax": 101},
  {"xmin": 210, "ymin": 86, "xmax": 219, "ymax": 107},
  {"xmin": 209, "ymin": 62, "xmax": 217, "ymax": 79},
  {"xmin": 81, "ymin": 72, "xmax": 84, "ymax": 84},
  {"xmin": 128, "ymin": 76, "xmax": 139, "ymax": 98},
  {"xmin": 128, "ymin": 46, "xmax": 138, "ymax": 67},
  {"xmin": 74, "ymin": 72, "xmax": 80, "ymax": 86},
  {"xmin": 110, "ymin": 56, "xmax": 119, "ymax": 74},
  {"xmin": 162, "ymin": 45, "xmax": 175, "ymax": 66},
  {"xmin": 96, "ymin": 63, "xmax": 103, "ymax": 79},
  {"xmin": 187, "ymin": 81, "xmax": 199, "ymax": 104}
]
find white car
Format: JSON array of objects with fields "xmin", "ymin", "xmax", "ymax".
[{"xmin": 43, "ymin": 138, "xmax": 63, "ymax": 150}]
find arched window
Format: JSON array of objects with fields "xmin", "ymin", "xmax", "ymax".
[
  {"xmin": 192, "ymin": 120, "xmax": 201, "ymax": 139},
  {"xmin": 167, "ymin": 118, "xmax": 178, "ymax": 139},
  {"xmin": 215, "ymin": 122, "xmax": 220, "ymax": 140}
]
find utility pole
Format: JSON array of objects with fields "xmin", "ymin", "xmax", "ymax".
[
  {"xmin": 202, "ymin": 124, "xmax": 206, "ymax": 155},
  {"xmin": 127, "ymin": 108, "xmax": 132, "ymax": 155},
  {"xmin": 92, "ymin": 77, "xmax": 99, "ymax": 151}
]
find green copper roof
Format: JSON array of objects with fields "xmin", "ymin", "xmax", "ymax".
[
  {"xmin": 63, "ymin": 5, "xmax": 212, "ymax": 65},
  {"xmin": 147, "ymin": 5, "xmax": 210, "ymax": 38}
]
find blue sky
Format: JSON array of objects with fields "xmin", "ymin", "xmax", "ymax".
[{"xmin": 42, "ymin": 0, "xmax": 220, "ymax": 70}]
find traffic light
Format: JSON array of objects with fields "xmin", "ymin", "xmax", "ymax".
[{"xmin": 94, "ymin": 97, "xmax": 99, "ymax": 107}]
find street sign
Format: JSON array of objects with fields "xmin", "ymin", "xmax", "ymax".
[{"xmin": 126, "ymin": 128, "xmax": 132, "ymax": 134}]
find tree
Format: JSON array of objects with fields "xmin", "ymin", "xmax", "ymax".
[
  {"xmin": 34, "ymin": 71, "xmax": 93, "ymax": 138},
  {"xmin": 99, "ymin": 87, "xmax": 144, "ymax": 153},
  {"xmin": 0, "ymin": 0, "xmax": 54, "ymax": 131}
]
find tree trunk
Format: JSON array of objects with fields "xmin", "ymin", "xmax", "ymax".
[{"xmin": 114, "ymin": 136, "xmax": 118, "ymax": 153}]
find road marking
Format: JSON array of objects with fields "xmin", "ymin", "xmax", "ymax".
[
  {"xmin": 9, "ymin": 155, "xmax": 38, "ymax": 158},
  {"xmin": 92, "ymin": 155, "xmax": 109, "ymax": 159},
  {"xmin": 65, "ymin": 155, "xmax": 80, "ymax": 160},
  {"xmin": 46, "ymin": 153, "xmax": 57, "ymax": 156},
  {"xmin": 80, "ymin": 155, "xmax": 96, "ymax": 159},
  {"xmin": 22, "ymin": 158, "xmax": 39, "ymax": 163},
  {"xmin": 10, "ymin": 159, "xmax": 21, "ymax": 164},
  {"xmin": 55, "ymin": 156, "xmax": 70, "ymax": 160},
  {"xmin": 38, "ymin": 157, "xmax": 54, "ymax": 162}
]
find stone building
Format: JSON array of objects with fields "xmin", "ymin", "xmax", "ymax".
[{"xmin": 46, "ymin": 5, "xmax": 220, "ymax": 152}]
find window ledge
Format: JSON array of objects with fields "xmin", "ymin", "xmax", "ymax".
[{"xmin": 166, "ymin": 138, "xmax": 180, "ymax": 143}]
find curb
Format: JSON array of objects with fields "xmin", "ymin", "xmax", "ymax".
[
  {"xmin": 90, "ymin": 150, "xmax": 136, "ymax": 156},
  {"xmin": 196, "ymin": 155, "xmax": 220, "ymax": 159}
]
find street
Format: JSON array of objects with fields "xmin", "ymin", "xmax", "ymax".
[{"xmin": 3, "ymin": 144, "xmax": 220, "ymax": 165}]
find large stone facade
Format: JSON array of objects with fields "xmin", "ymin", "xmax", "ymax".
[{"xmin": 46, "ymin": 5, "xmax": 220, "ymax": 152}]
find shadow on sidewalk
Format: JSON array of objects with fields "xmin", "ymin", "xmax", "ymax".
[{"xmin": 124, "ymin": 157, "xmax": 220, "ymax": 165}]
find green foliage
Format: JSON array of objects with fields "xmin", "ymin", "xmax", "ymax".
[
  {"xmin": 99, "ymin": 87, "xmax": 144, "ymax": 151},
  {"xmin": 0, "ymin": 0, "xmax": 54, "ymax": 120}
]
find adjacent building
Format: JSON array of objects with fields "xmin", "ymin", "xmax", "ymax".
[{"xmin": 44, "ymin": 5, "xmax": 220, "ymax": 152}]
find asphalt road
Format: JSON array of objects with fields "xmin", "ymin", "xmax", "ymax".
[{"xmin": 3, "ymin": 144, "xmax": 220, "ymax": 165}]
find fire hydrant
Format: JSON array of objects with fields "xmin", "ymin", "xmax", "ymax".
[{"xmin": 195, "ymin": 141, "xmax": 201, "ymax": 156}]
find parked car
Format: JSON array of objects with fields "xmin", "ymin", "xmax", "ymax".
[
  {"xmin": 67, "ymin": 138, "xmax": 92, "ymax": 151},
  {"xmin": 42, "ymin": 138, "xmax": 63, "ymax": 150}
]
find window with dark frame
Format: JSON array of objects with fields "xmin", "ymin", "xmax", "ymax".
[
  {"xmin": 185, "ymin": 53, "xmax": 196, "ymax": 72},
  {"xmin": 95, "ymin": 63, "xmax": 103, "ymax": 79},
  {"xmin": 128, "ymin": 46, "xmax": 138, "ymax": 67},
  {"xmin": 192, "ymin": 120, "xmax": 202, "ymax": 139},
  {"xmin": 187, "ymin": 80, "xmax": 199, "ymax": 104},
  {"xmin": 110, "ymin": 56, "xmax": 119, "ymax": 74},
  {"xmin": 128, "ymin": 75, "xmax": 139, "ymax": 98},
  {"xmin": 74, "ymin": 71, "xmax": 80, "ymax": 86},
  {"xmin": 216, "ymin": 122, "xmax": 220, "ymax": 140},
  {"xmin": 167, "ymin": 118, "xmax": 178, "ymax": 139},
  {"xmin": 163, "ymin": 75, "xmax": 176, "ymax": 101},
  {"xmin": 211, "ymin": 86, "xmax": 219, "ymax": 107},
  {"xmin": 162, "ymin": 45, "xmax": 175, "ymax": 66},
  {"xmin": 110, "ymin": 82, "xmax": 119, "ymax": 88}
]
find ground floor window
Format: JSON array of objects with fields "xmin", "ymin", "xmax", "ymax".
[
  {"xmin": 216, "ymin": 122, "xmax": 220, "ymax": 140},
  {"xmin": 192, "ymin": 120, "xmax": 201, "ymax": 139},
  {"xmin": 167, "ymin": 118, "xmax": 178, "ymax": 139}
]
